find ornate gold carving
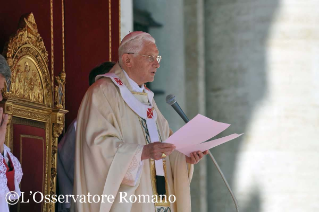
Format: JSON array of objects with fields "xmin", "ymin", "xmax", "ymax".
[
  {"xmin": 51, "ymin": 168, "xmax": 57, "ymax": 179},
  {"xmin": 3, "ymin": 13, "xmax": 48, "ymax": 65},
  {"xmin": 53, "ymin": 123, "xmax": 63, "ymax": 138},
  {"xmin": 51, "ymin": 112, "xmax": 66, "ymax": 202},
  {"xmin": 12, "ymin": 116, "xmax": 46, "ymax": 129},
  {"xmin": 2, "ymin": 13, "xmax": 53, "ymax": 107},
  {"xmin": 54, "ymin": 72, "xmax": 66, "ymax": 109},
  {"xmin": 51, "ymin": 109, "xmax": 67, "ymax": 124},
  {"xmin": 11, "ymin": 59, "xmax": 44, "ymax": 103},
  {"xmin": 50, "ymin": 122, "xmax": 63, "ymax": 209},
  {"xmin": 2, "ymin": 12, "xmax": 65, "ymax": 212},
  {"xmin": 0, "ymin": 102, "xmax": 13, "ymax": 115},
  {"xmin": 12, "ymin": 107, "xmax": 50, "ymax": 122}
]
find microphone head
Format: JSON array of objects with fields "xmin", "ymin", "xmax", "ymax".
[{"xmin": 166, "ymin": 94, "xmax": 176, "ymax": 105}]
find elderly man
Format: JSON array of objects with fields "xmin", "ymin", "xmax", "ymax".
[
  {"xmin": 72, "ymin": 32, "xmax": 206, "ymax": 212},
  {"xmin": 0, "ymin": 55, "xmax": 23, "ymax": 212}
]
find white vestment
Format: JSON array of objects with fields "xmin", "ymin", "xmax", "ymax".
[
  {"xmin": 0, "ymin": 145, "xmax": 23, "ymax": 212},
  {"xmin": 72, "ymin": 63, "xmax": 193, "ymax": 212}
]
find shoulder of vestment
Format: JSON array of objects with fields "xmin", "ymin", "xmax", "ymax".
[{"xmin": 87, "ymin": 77, "xmax": 120, "ymax": 99}]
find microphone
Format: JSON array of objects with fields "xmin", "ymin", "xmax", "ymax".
[{"xmin": 166, "ymin": 94, "xmax": 189, "ymax": 123}]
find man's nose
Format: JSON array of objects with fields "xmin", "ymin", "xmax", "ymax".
[
  {"xmin": 0, "ymin": 92, "xmax": 3, "ymax": 102},
  {"xmin": 153, "ymin": 60, "xmax": 160, "ymax": 68}
]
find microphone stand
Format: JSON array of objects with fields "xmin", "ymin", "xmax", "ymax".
[
  {"xmin": 207, "ymin": 151, "xmax": 240, "ymax": 212},
  {"xmin": 181, "ymin": 117, "xmax": 240, "ymax": 212}
]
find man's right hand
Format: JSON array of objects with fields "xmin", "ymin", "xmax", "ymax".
[
  {"xmin": 141, "ymin": 142, "xmax": 176, "ymax": 161},
  {"xmin": 0, "ymin": 107, "xmax": 9, "ymax": 154}
]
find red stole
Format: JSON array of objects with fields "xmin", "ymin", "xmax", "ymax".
[{"xmin": 3, "ymin": 154, "xmax": 15, "ymax": 191}]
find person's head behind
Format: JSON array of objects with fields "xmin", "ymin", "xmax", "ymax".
[
  {"xmin": 119, "ymin": 31, "xmax": 160, "ymax": 86},
  {"xmin": 0, "ymin": 55, "xmax": 11, "ymax": 101},
  {"xmin": 89, "ymin": 61, "xmax": 115, "ymax": 86}
]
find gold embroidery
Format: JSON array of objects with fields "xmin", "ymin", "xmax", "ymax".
[
  {"xmin": 131, "ymin": 91, "xmax": 148, "ymax": 96},
  {"xmin": 139, "ymin": 117, "xmax": 170, "ymax": 208},
  {"xmin": 150, "ymin": 121, "xmax": 170, "ymax": 208},
  {"xmin": 149, "ymin": 159, "xmax": 170, "ymax": 208}
]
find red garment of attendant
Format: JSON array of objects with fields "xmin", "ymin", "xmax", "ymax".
[{"xmin": 3, "ymin": 154, "xmax": 15, "ymax": 191}]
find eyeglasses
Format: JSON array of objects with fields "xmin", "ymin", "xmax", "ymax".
[{"xmin": 126, "ymin": 53, "xmax": 162, "ymax": 63}]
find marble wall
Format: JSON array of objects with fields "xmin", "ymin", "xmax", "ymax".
[{"xmin": 205, "ymin": 0, "xmax": 319, "ymax": 211}]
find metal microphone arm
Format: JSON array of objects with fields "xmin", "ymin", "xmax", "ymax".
[
  {"xmin": 207, "ymin": 152, "xmax": 240, "ymax": 212},
  {"xmin": 166, "ymin": 94, "xmax": 240, "ymax": 212}
]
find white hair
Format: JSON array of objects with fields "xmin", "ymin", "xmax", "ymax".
[{"xmin": 118, "ymin": 33, "xmax": 155, "ymax": 66}]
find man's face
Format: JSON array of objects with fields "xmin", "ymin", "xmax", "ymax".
[
  {"xmin": 0, "ymin": 75, "xmax": 5, "ymax": 101},
  {"xmin": 130, "ymin": 42, "xmax": 160, "ymax": 85}
]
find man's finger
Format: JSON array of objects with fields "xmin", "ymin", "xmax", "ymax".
[
  {"xmin": 158, "ymin": 143, "xmax": 175, "ymax": 148},
  {"xmin": 163, "ymin": 149, "xmax": 174, "ymax": 157},
  {"xmin": 156, "ymin": 151, "xmax": 167, "ymax": 160},
  {"xmin": 197, "ymin": 151, "xmax": 204, "ymax": 159},
  {"xmin": 157, "ymin": 145, "xmax": 176, "ymax": 151},
  {"xmin": 156, "ymin": 153, "xmax": 162, "ymax": 160},
  {"xmin": 160, "ymin": 146, "xmax": 176, "ymax": 151},
  {"xmin": 193, "ymin": 152, "xmax": 200, "ymax": 162},
  {"xmin": 191, "ymin": 153, "xmax": 197, "ymax": 164}
]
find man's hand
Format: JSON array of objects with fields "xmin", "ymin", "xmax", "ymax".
[
  {"xmin": 0, "ymin": 107, "xmax": 8, "ymax": 154},
  {"xmin": 141, "ymin": 142, "xmax": 176, "ymax": 160},
  {"xmin": 186, "ymin": 150, "xmax": 209, "ymax": 164}
]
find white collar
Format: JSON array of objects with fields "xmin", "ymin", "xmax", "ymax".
[{"xmin": 123, "ymin": 70, "xmax": 145, "ymax": 93}]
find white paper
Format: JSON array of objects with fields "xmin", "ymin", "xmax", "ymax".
[
  {"xmin": 165, "ymin": 114, "xmax": 230, "ymax": 148},
  {"xmin": 178, "ymin": 134, "xmax": 243, "ymax": 157},
  {"xmin": 164, "ymin": 114, "xmax": 243, "ymax": 156}
]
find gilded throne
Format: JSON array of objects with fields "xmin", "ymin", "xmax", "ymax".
[{"xmin": 1, "ymin": 13, "xmax": 67, "ymax": 212}]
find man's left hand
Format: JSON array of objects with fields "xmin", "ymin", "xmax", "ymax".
[{"xmin": 186, "ymin": 150, "xmax": 209, "ymax": 164}]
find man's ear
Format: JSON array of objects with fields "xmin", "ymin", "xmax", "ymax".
[{"xmin": 122, "ymin": 54, "xmax": 132, "ymax": 68}]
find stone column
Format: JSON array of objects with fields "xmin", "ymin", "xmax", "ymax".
[{"xmin": 184, "ymin": 0, "xmax": 207, "ymax": 211}]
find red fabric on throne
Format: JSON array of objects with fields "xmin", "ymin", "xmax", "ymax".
[{"xmin": 10, "ymin": 124, "xmax": 46, "ymax": 212}]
